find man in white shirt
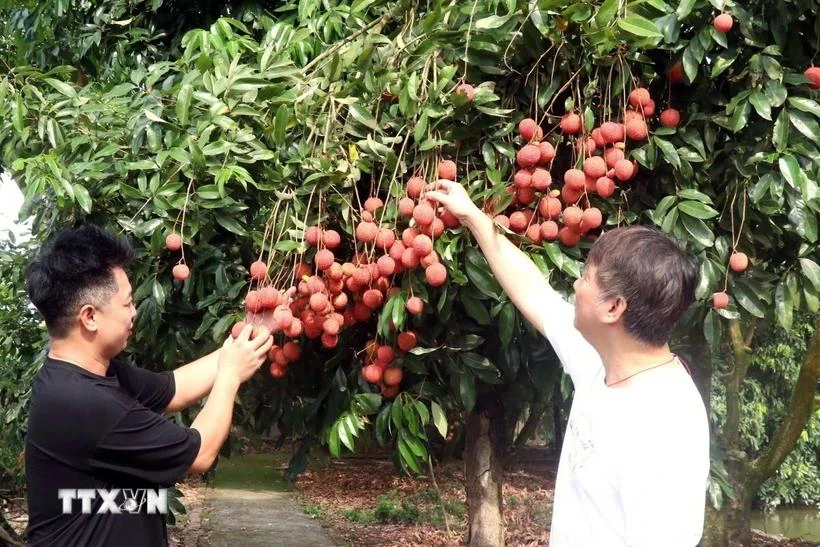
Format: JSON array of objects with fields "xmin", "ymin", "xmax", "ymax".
[{"xmin": 427, "ymin": 180, "xmax": 710, "ymax": 546}]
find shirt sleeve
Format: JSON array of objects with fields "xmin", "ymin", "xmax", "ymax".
[
  {"xmin": 90, "ymin": 403, "xmax": 201, "ymax": 487},
  {"xmin": 539, "ymin": 288, "xmax": 603, "ymax": 388},
  {"xmin": 618, "ymin": 419, "xmax": 709, "ymax": 547},
  {"xmin": 113, "ymin": 360, "xmax": 176, "ymax": 413}
]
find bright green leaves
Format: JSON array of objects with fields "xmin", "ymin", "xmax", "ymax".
[
  {"xmin": 617, "ymin": 15, "xmax": 663, "ymax": 41},
  {"xmin": 374, "ymin": 394, "xmax": 438, "ymax": 475}
]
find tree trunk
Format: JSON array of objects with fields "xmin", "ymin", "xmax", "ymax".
[
  {"xmin": 708, "ymin": 319, "xmax": 820, "ymax": 545},
  {"xmin": 464, "ymin": 398, "xmax": 504, "ymax": 547},
  {"xmin": 724, "ymin": 454, "xmax": 755, "ymax": 546},
  {"xmin": 675, "ymin": 321, "xmax": 712, "ymax": 412},
  {"xmin": 513, "ymin": 389, "xmax": 546, "ymax": 450},
  {"xmin": 551, "ymin": 403, "xmax": 564, "ymax": 453},
  {"xmin": 0, "ymin": 512, "xmax": 22, "ymax": 547}
]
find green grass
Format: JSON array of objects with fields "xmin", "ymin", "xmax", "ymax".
[
  {"xmin": 302, "ymin": 502, "xmax": 329, "ymax": 519},
  {"xmin": 337, "ymin": 490, "xmax": 467, "ymax": 528},
  {"xmin": 212, "ymin": 452, "xmax": 292, "ymax": 492}
]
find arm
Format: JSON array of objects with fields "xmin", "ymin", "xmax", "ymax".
[
  {"xmin": 164, "ymin": 348, "xmax": 220, "ymax": 413},
  {"xmin": 459, "ymin": 207, "xmax": 560, "ymax": 337},
  {"xmin": 188, "ymin": 324, "xmax": 272, "ymax": 473},
  {"xmin": 427, "ymin": 180, "xmax": 602, "ymax": 385}
]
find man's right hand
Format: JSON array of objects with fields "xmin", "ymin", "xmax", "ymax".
[
  {"xmin": 217, "ymin": 324, "xmax": 273, "ymax": 384},
  {"xmin": 425, "ymin": 179, "xmax": 483, "ymax": 226}
]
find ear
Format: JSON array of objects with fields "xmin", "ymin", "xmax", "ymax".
[
  {"xmin": 78, "ymin": 304, "xmax": 99, "ymax": 332},
  {"xmin": 601, "ymin": 295, "xmax": 627, "ymax": 325}
]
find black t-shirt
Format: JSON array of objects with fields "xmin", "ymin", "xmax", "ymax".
[{"xmin": 25, "ymin": 358, "xmax": 201, "ymax": 547}]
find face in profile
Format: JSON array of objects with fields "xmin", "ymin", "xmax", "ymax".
[
  {"xmin": 572, "ymin": 265, "xmax": 615, "ymax": 340},
  {"xmin": 85, "ymin": 267, "xmax": 136, "ymax": 358}
]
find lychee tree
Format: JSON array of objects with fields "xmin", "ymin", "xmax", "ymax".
[{"xmin": 1, "ymin": 0, "xmax": 819, "ymax": 545}]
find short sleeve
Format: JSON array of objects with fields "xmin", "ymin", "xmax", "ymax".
[
  {"xmin": 113, "ymin": 360, "xmax": 176, "ymax": 413},
  {"xmin": 540, "ymin": 288, "xmax": 603, "ymax": 388},
  {"xmin": 90, "ymin": 403, "xmax": 201, "ymax": 487}
]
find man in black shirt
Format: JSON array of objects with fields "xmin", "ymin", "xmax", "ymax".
[{"xmin": 24, "ymin": 225, "xmax": 273, "ymax": 546}]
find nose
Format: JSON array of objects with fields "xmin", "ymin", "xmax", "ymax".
[{"xmin": 573, "ymin": 278, "xmax": 580, "ymax": 292}]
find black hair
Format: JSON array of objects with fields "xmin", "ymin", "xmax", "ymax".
[{"xmin": 26, "ymin": 225, "xmax": 134, "ymax": 338}]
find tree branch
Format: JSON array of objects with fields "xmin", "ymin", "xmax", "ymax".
[
  {"xmin": 748, "ymin": 319, "xmax": 820, "ymax": 490},
  {"xmin": 724, "ymin": 320, "xmax": 753, "ymax": 450},
  {"xmin": 514, "ymin": 391, "xmax": 546, "ymax": 449},
  {"xmin": 743, "ymin": 318, "xmax": 759, "ymax": 348}
]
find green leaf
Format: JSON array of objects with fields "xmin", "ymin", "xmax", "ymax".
[
  {"xmin": 464, "ymin": 247, "xmax": 500, "ymax": 298},
  {"xmin": 772, "ymin": 108, "xmax": 789, "ymax": 151},
  {"xmin": 789, "ymin": 200, "xmax": 818, "ymax": 242},
  {"xmin": 675, "ymin": 0, "xmax": 696, "ymax": 19},
  {"xmin": 144, "ymin": 110, "xmax": 166, "ymax": 123},
  {"xmin": 654, "ymin": 137, "xmax": 681, "ymax": 169},
  {"xmin": 404, "ymin": 433, "xmax": 427, "ymax": 459},
  {"xmin": 459, "ymin": 370, "xmax": 476, "ymax": 412},
  {"xmin": 473, "ymin": 15, "xmax": 511, "ymax": 30},
  {"xmin": 460, "ymin": 292, "xmax": 491, "ymax": 325},
  {"xmin": 328, "ymin": 425, "xmax": 340, "ymax": 457},
  {"xmin": 617, "ymin": 15, "xmax": 663, "ymax": 38},
  {"xmin": 703, "ymin": 309, "xmax": 722, "ymax": 354},
  {"xmin": 499, "ymin": 302, "xmax": 515, "ymax": 346},
  {"xmin": 461, "ymin": 352, "xmax": 497, "ymax": 372},
  {"xmin": 677, "ymin": 189, "xmax": 713, "ymax": 204},
  {"xmin": 733, "ymin": 282, "xmax": 766, "ymax": 318},
  {"xmin": 788, "ymin": 110, "xmax": 820, "ymax": 144},
  {"xmin": 711, "ymin": 49, "xmax": 738, "ymax": 79},
  {"xmin": 152, "ymin": 278, "xmax": 166, "ymax": 309},
  {"xmin": 595, "ymin": 0, "xmax": 619, "ymax": 28},
  {"xmin": 787, "ymin": 97, "xmax": 820, "ymax": 118},
  {"xmin": 72, "ymin": 184, "xmax": 92, "ymax": 213},
  {"xmin": 731, "ymin": 101, "xmax": 751, "ymax": 132},
  {"xmin": 749, "ymin": 90, "xmax": 772, "ymax": 120},
  {"xmin": 375, "ymin": 404, "xmax": 392, "ymax": 446},
  {"xmin": 176, "ymin": 84, "xmax": 193, "ymax": 126},
  {"xmin": 215, "ymin": 213, "xmax": 248, "ymax": 236},
  {"xmin": 338, "ymin": 417, "xmax": 354, "ymax": 451},
  {"xmin": 430, "ymin": 401, "xmax": 447, "ymax": 439},
  {"xmin": 678, "ymin": 200, "xmax": 719, "ymax": 219},
  {"xmin": 397, "ymin": 435, "xmax": 422, "ymax": 474},
  {"xmin": 274, "ymin": 104, "xmax": 288, "ymax": 145},
  {"xmin": 774, "ymin": 283, "xmax": 793, "ymax": 331},
  {"xmin": 348, "ymin": 102, "xmax": 382, "ymax": 132},
  {"xmin": 44, "ymin": 78, "xmax": 76, "ymax": 97},
  {"xmin": 778, "ymin": 155, "xmax": 800, "ymax": 188},
  {"xmin": 680, "ymin": 215, "xmax": 715, "ymax": 247},
  {"xmin": 759, "ymin": 56, "xmax": 783, "ymax": 80},
  {"xmin": 799, "ymin": 259, "xmax": 820, "ymax": 292},
  {"xmin": 202, "ymin": 140, "xmax": 232, "ymax": 156}
]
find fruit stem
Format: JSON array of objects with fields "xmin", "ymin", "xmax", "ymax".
[
  {"xmin": 179, "ymin": 178, "xmax": 193, "ymax": 263},
  {"xmin": 462, "ymin": 0, "xmax": 480, "ymax": 79}
]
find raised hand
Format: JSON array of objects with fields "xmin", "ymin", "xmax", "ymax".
[
  {"xmin": 424, "ymin": 179, "xmax": 483, "ymax": 225},
  {"xmin": 217, "ymin": 323, "xmax": 273, "ymax": 383}
]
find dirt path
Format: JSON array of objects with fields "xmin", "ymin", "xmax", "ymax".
[{"xmin": 203, "ymin": 453, "xmax": 337, "ymax": 547}]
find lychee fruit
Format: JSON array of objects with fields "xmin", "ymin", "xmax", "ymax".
[
  {"xmin": 713, "ymin": 13, "xmax": 733, "ymax": 33},
  {"xmin": 729, "ymin": 252, "xmax": 748, "ymax": 273},
  {"xmin": 172, "ymin": 263, "xmax": 190, "ymax": 281},
  {"xmin": 425, "ymin": 263, "xmax": 447, "ymax": 286},
  {"xmin": 438, "ymin": 160, "xmax": 457, "ymax": 181},
  {"xmin": 713, "ymin": 291, "xmax": 729, "ymax": 309},
  {"xmin": 165, "ymin": 233, "xmax": 182, "ymax": 251},
  {"xmin": 560, "ymin": 112, "xmax": 583, "ymax": 134},
  {"xmin": 660, "ymin": 108, "xmax": 681, "ymax": 128}
]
